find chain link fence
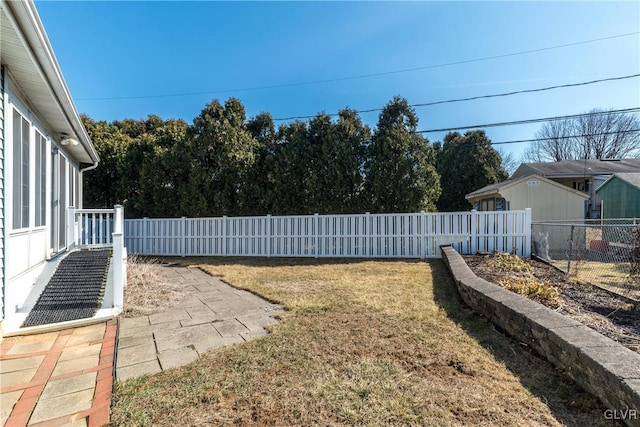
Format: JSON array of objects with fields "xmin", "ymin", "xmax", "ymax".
[{"xmin": 532, "ymin": 219, "xmax": 640, "ymax": 300}]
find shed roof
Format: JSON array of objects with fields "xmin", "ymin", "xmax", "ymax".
[
  {"xmin": 466, "ymin": 174, "xmax": 590, "ymax": 200},
  {"xmin": 465, "ymin": 178, "xmax": 518, "ymax": 198},
  {"xmin": 512, "ymin": 159, "xmax": 640, "ymax": 179},
  {"xmin": 596, "ymin": 172, "xmax": 640, "ymax": 193}
]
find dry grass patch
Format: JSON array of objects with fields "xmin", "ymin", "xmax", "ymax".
[
  {"xmin": 488, "ymin": 252, "xmax": 533, "ymax": 273},
  {"xmin": 111, "ymin": 258, "xmax": 613, "ymax": 426},
  {"xmin": 497, "ymin": 276, "xmax": 561, "ymax": 307},
  {"xmin": 123, "ymin": 256, "xmax": 189, "ymax": 317},
  {"xmin": 549, "ymin": 259, "xmax": 640, "ymax": 301},
  {"xmin": 484, "ymin": 253, "xmax": 561, "ymax": 306}
]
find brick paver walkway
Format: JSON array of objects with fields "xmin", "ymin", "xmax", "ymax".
[{"xmin": 1, "ymin": 320, "xmax": 116, "ymax": 427}]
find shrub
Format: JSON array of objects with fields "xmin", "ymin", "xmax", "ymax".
[
  {"xmin": 497, "ymin": 277, "xmax": 560, "ymax": 307},
  {"xmin": 488, "ymin": 253, "xmax": 533, "ymax": 273}
]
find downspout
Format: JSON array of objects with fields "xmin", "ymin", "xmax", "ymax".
[{"xmin": 78, "ymin": 162, "xmax": 99, "ymax": 210}]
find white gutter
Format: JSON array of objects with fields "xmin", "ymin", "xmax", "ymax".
[{"xmin": 3, "ymin": 0, "xmax": 99, "ymax": 165}]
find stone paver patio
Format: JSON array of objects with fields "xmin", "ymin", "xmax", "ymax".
[
  {"xmin": 0, "ymin": 264, "xmax": 282, "ymax": 425},
  {"xmin": 116, "ymin": 266, "xmax": 283, "ymax": 381}
]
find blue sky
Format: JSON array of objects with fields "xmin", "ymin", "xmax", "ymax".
[{"xmin": 36, "ymin": 1, "xmax": 639, "ymax": 161}]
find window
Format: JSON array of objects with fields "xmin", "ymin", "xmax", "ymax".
[
  {"xmin": 480, "ymin": 198, "xmax": 495, "ymax": 211},
  {"xmin": 12, "ymin": 110, "xmax": 29, "ymax": 230},
  {"xmin": 35, "ymin": 132, "xmax": 47, "ymax": 226},
  {"xmin": 572, "ymin": 181, "xmax": 587, "ymax": 192}
]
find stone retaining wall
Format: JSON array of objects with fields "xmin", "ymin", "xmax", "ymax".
[{"xmin": 440, "ymin": 246, "xmax": 640, "ymax": 427}]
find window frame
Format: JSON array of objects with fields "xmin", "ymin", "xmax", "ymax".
[
  {"xmin": 12, "ymin": 108, "xmax": 30, "ymax": 231},
  {"xmin": 35, "ymin": 131, "xmax": 47, "ymax": 227}
]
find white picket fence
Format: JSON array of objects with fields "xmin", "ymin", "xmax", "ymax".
[{"xmin": 124, "ymin": 209, "xmax": 531, "ymax": 259}]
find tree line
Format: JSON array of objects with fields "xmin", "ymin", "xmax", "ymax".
[
  {"xmin": 82, "ymin": 96, "xmax": 509, "ymax": 217},
  {"xmin": 524, "ymin": 108, "xmax": 640, "ymax": 162}
]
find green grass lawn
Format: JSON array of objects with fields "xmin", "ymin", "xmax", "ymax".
[{"xmin": 109, "ymin": 258, "xmax": 613, "ymax": 426}]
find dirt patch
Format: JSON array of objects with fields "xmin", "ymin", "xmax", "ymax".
[
  {"xmin": 463, "ymin": 253, "xmax": 640, "ymax": 353},
  {"xmin": 123, "ymin": 256, "xmax": 189, "ymax": 318}
]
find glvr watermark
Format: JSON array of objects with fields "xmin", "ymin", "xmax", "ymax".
[{"xmin": 604, "ymin": 409, "xmax": 638, "ymax": 420}]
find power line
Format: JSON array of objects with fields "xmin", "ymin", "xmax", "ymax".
[
  {"xmin": 274, "ymin": 74, "xmax": 640, "ymax": 121},
  {"xmin": 415, "ymin": 107, "xmax": 640, "ymax": 134},
  {"xmin": 487, "ymin": 128, "xmax": 640, "ymax": 146},
  {"xmin": 76, "ymin": 32, "xmax": 639, "ymax": 102}
]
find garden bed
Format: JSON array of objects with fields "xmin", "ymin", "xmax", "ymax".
[{"xmin": 463, "ymin": 253, "xmax": 640, "ymax": 353}]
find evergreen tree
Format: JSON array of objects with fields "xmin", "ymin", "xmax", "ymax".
[
  {"xmin": 363, "ymin": 96, "xmax": 440, "ymax": 213},
  {"xmin": 271, "ymin": 120, "xmax": 311, "ymax": 214},
  {"xmin": 323, "ymin": 108, "xmax": 370, "ymax": 213},
  {"xmin": 244, "ymin": 112, "xmax": 278, "ymax": 214},
  {"xmin": 186, "ymin": 98, "xmax": 258, "ymax": 216},
  {"xmin": 81, "ymin": 116, "xmax": 131, "ymax": 209},
  {"xmin": 436, "ymin": 130, "xmax": 508, "ymax": 212}
]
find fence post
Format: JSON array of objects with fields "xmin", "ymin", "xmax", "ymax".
[
  {"xmin": 365, "ymin": 212, "xmax": 370, "ymax": 257},
  {"xmin": 524, "ymin": 208, "xmax": 532, "ymax": 257},
  {"xmin": 223, "ymin": 216, "xmax": 227, "ymax": 257},
  {"xmin": 266, "ymin": 214, "xmax": 271, "ymax": 257},
  {"xmin": 470, "ymin": 209, "xmax": 478, "ymax": 255},
  {"xmin": 314, "ymin": 213, "xmax": 319, "ymax": 258},
  {"xmin": 143, "ymin": 217, "xmax": 149, "ymax": 255},
  {"xmin": 420, "ymin": 211, "xmax": 426, "ymax": 259},
  {"xmin": 181, "ymin": 217, "xmax": 187, "ymax": 257},
  {"xmin": 67, "ymin": 208, "xmax": 76, "ymax": 249},
  {"xmin": 113, "ymin": 205, "xmax": 124, "ymax": 311},
  {"xmin": 567, "ymin": 225, "xmax": 575, "ymax": 277}
]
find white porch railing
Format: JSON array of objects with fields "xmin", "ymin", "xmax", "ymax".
[
  {"xmin": 67, "ymin": 205, "xmax": 127, "ymax": 311},
  {"xmin": 124, "ymin": 209, "xmax": 532, "ymax": 259},
  {"xmin": 68, "ymin": 208, "xmax": 115, "ymax": 247}
]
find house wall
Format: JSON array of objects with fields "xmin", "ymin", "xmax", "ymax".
[
  {"xmin": 500, "ymin": 179, "xmax": 587, "ymax": 221},
  {"xmin": 512, "ymin": 163, "xmax": 614, "ymax": 219},
  {"xmin": 553, "ymin": 175, "xmax": 609, "ymax": 219},
  {"xmin": 499, "ymin": 179, "xmax": 588, "ymax": 258},
  {"xmin": 3, "ymin": 76, "xmax": 80, "ymax": 316},
  {"xmin": 598, "ymin": 178, "xmax": 640, "ymax": 219}
]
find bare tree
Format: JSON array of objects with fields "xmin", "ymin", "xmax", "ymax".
[
  {"xmin": 523, "ymin": 109, "xmax": 640, "ymax": 162},
  {"xmin": 497, "ymin": 148, "xmax": 519, "ymax": 176}
]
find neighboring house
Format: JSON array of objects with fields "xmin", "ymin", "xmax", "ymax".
[
  {"xmin": 511, "ymin": 159, "xmax": 640, "ymax": 219},
  {"xmin": 466, "ymin": 174, "xmax": 590, "ymax": 259},
  {"xmin": 1, "ymin": 0, "xmax": 125, "ymax": 337},
  {"xmin": 465, "ymin": 174, "xmax": 589, "ymax": 222},
  {"xmin": 595, "ymin": 173, "xmax": 640, "ymax": 220}
]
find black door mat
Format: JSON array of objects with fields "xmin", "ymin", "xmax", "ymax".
[{"xmin": 22, "ymin": 250, "xmax": 112, "ymax": 327}]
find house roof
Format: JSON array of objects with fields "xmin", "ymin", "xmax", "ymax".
[
  {"xmin": 512, "ymin": 159, "xmax": 640, "ymax": 179},
  {"xmin": 596, "ymin": 172, "xmax": 640, "ymax": 193},
  {"xmin": 465, "ymin": 173, "xmax": 590, "ymax": 200},
  {"xmin": 1, "ymin": 0, "xmax": 98, "ymax": 165},
  {"xmin": 465, "ymin": 178, "xmax": 518, "ymax": 198}
]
